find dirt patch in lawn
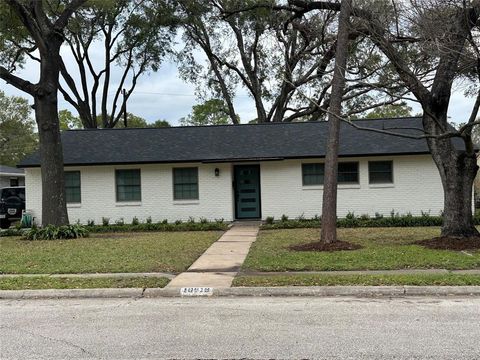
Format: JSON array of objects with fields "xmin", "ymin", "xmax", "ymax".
[
  {"xmin": 413, "ymin": 236, "xmax": 480, "ymax": 251},
  {"xmin": 289, "ymin": 240, "xmax": 362, "ymax": 252}
]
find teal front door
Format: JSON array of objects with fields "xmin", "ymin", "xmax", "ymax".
[{"xmin": 234, "ymin": 165, "xmax": 261, "ymax": 219}]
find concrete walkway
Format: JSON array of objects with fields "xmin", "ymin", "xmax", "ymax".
[{"xmin": 166, "ymin": 223, "xmax": 259, "ymax": 288}]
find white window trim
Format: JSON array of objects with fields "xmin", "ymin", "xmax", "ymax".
[
  {"xmin": 115, "ymin": 202, "xmax": 142, "ymax": 207},
  {"xmin": 67, "ymin": 203, "xmax": 82, "ymax": 208},
  {"xmin": 173, "ymin": 200, "xmax": 200, "ymax": 206},
  {"xmin": 369, "ymin": 183, "xmax": 395, "ymax": 189}
]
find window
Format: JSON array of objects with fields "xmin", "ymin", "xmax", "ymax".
[
  {"xmin": 302, "ymin": 163, "xmax": 325, "ymax": 185},
  {"xmin": 303, "ymin": 162, "xmax": 359, "ymax": 185},
  {"xmin": 10, "ymin": 178, "xmax": 18, "ymax": 187},
  {"xmin": 369, "ymin": 161, "xmax": 393, "ymax": 184},
  {"xmin": 338, "ymin": 162, "xmax": 359, "ymax": 184},
  {"xmin": 116, "ymin": 169, "xmax": 141, "ymax": 202},
  {"xmin": 65, "ymin": 171, "xmax": 81, "ymax": 203},
  {"xmin": 173, "ymin": 167, "xmax": 198, "ymax": 200}
]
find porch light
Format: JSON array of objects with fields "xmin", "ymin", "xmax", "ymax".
[{"xmin": 215, "ymin": 168, "xmax": 220, "ymax": 177}]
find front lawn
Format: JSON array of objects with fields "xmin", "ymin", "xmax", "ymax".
[
  {"xmin": 233, "ymin": 273, "xmax": 480, "ymax": 287},
  {"xmin": 0, "ymin": 276, "xmax": 170, "ymax": 290},
  {"xmin": 241, "ymin": 227, "xmax": 480, "ymax": 271},
  {"xmin": 0, "ymin": 231, "xmax": 222, "ymax": 274}
]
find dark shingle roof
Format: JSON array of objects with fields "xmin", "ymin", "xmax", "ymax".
[
  {"xmin": 0, "ymin": 165, "xmax": 25, "ymax": 174},
  {"xmin": 18, "ymin": 117, "xmax": 463, "ymax": 167}
]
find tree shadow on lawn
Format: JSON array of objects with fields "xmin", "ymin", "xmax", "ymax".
[
  {"xmin": 289, "ymin": 240, "xmax": 362, "ymax": 252},
  {"xmin": 414, "ymin": 236, "xmax": 480, "ymax": 251}
]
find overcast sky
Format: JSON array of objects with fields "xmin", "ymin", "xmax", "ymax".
[{"xmin": 0, "ymin": 44, "xmax": 474, "ymax": 126}]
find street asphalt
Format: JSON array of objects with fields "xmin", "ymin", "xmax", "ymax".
[{"xmin": 1, "ymin": 297, "xmax": 479, "ymax": 359}]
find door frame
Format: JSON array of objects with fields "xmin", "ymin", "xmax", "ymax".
[{"xmin": 233, "ymin": 164, "xmax": 262, "ymax": 220}]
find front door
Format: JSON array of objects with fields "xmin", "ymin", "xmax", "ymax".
[{"xmin": 234, "ymin": 165, "xmax": 261, "ymax": 219}]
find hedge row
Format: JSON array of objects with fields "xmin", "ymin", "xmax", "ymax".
[
  {"xmin": 261, "ymin": 215, "xmax": 480, "ymax": 230},
  {"xmin": 24, "ymin": 224, "xmax": 89, "ymax": 240},
  {"xmin": 0, "ymin": 221, "xmax": 229, "ymax": 237},
  {"xmin": 86, "ymin": 221, "xmax": 229, "ymax": 233}
]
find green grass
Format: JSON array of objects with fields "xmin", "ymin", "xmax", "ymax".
[
  {"xmin": 0, "ymin": 276, "xmax": 170, "ymax": 290},
  {"xmin": 242, "ymin": 227, "xmax": 480, "ymax": 271},
  {"xmin": 233, "ymin": 274, "xmax": 480, "ymax": 287},
  {"xmin": 0, "ymin": 231, "xmax": 222, "ymax": 274}
]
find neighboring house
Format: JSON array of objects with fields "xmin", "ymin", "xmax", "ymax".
[
  {"xmin": 19, "ymin": 117, "xmax": 466, "ymax": 225},
  {"xmin": 0, "ymin": 165, "xmax": 25, "ymax": 188}
]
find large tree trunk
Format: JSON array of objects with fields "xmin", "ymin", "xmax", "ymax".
[
  {"xmin": 441, "ymin": 157, "xmax": 478, "ymax": 237},
  {"xmin": 320, "ymin": 0, "xmax": 352, "ymax": 243},
  {"xmin": 36, "ymin": 49, "xmax": 69, "ymax": 226},
  {"xmin": 424, "ymin": 113, "xmax": 479, "ymax": 237}
]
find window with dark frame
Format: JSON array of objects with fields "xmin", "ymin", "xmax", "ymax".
[
  {"xmin": 173, "ymin": 167, "xmax": 199, "ymax": 200},
  {"xmin": 337, "ymin": 162, "xmax": 359, "ymax": 184},
  {"xmin": 10, "ymin": 178, "xmax": 19, "ymax": 187},
  {"xmin": 302, "ymin": 163, "xmax": 325, "ymax": 185},
  {"xmin": 369, "ymin": 161, "xmax": 393, "ymax": 184},
  {"xmin": 302, "ymin": 162, "xmax": 359, "ymax": 185},
  {"xmin": 116, "ymin": 169, "xmax": 141, "ymax": 202},
  {"xmin": 65, "ymin": 171, "xmax": 81, "ymax": 203}
]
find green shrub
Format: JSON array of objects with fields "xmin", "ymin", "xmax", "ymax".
[
  {"xmin": 421, "ymin": 210, "xmax": 431, "ymax": 217},
  {"xmin": 265, "ymin": 216, "xmax": 274, "ymax": 225},
  {"xmin": 345, "ymin": 211, "xmax": 356, "ymax": 220},
  {"xmin": 24, "ymin": 224, "xmax": 89, "ymax": 240},
  {"xmin": 281, "ymin": 214, "xmax": 289, "ymax": 222},
  {"xmin": 87, "ymin": 219, "xmax": 95, "ymax": 227},
  {"xmin": 146, "ymin": 216, "xmax": 152, "ymax": 224},
  {"xmin": 0, "ymin": 228, "xmax": 25, "ymax": 236},
  {"xmin": 86, "ymin": 220, "xmax": 228, "ymax": 233},
  {"xmin": 102, "ymin": 217, "xmax": 110, "ymax": 226},
  {"xmin": 296, "ymin": 213, "xmax": 306, "ymax": 221},
  {"xmin": 260, "ymin": 213, "xmax": 480, "ymax": 230},
  {"xmin": 115, "ymin": 218, "xmax": 125, "ymax": 226},
  {"xmin": 132, "ymin": 217, "xmax": 139, "ymax": 226}
]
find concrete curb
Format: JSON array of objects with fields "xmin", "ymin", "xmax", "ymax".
[{"xmin": 1, "ymin": 286, "xmax": 480, "ymax": 300}]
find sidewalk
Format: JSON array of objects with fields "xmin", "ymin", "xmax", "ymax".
[{"xmin": 166, "ymin": 222, "xmax": 259, "ymax": 288}]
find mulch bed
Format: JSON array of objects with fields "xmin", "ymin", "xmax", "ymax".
[
  {"xmin": 289, "ymin": 240, "xmax": 362, "ymax": 252},
  {"xmin": 413, "ymin": 236, "xmax": 480, "ymax": 251}
]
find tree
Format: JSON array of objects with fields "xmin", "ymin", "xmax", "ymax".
[
  {"xmin": 177, "ymin": 0, "xmax": 410, "ymax": 123},
  {"xmin": 180, "ymin": 99, "xmax": 236, "ymax": 126},
  {"xmin": 149, "ymin": 119, "xmax": 171, "ymax": 128},
  {"xmin": 0, "ymin": 0, "xmax": 87, "ymax": 226},
  {"xmin": 59, "ymin": 0, "xmax": 177, "ymax": 128},
  {"xmin": 364, "ymin": 103, "xmax": 413, "ymax": 119},
  {"xmin": 59, "ymin": 109, "xmax": 82, "ymax": 130},
  {"xmin": 320, "ymin": 0, "xmax": 352, "ymax": 244},
  {"xmin": 287, "ymin": 0, "xmax": 480, "ymax": 238},
  {"xmin": 111, "ymin": 114, "xmax": 171, "ymax": 128},
  {"xmin": 0, "ymin": 91, "xmax": 37, "ymax": 167}
]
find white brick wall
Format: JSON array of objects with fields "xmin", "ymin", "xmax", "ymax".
[
  {"xmin": 25, "ymin": 155, "xmax": 445, "ymax": 224},
  {"xmin": 260, "ymin": 155, "xmax": 444, "ymax": 219},
  {"xmin": 25, "ymin": 163, "xmax": 234, "ymax": 225}
]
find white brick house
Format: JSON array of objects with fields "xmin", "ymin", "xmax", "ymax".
[{"xmin": 19, "ymin": 117, "xmax": 458, "ymax": 225}]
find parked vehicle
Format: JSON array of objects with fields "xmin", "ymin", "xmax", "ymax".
[{"xmin": 0, "ymin": 187, "xmax": 25, "ymax": 229}]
